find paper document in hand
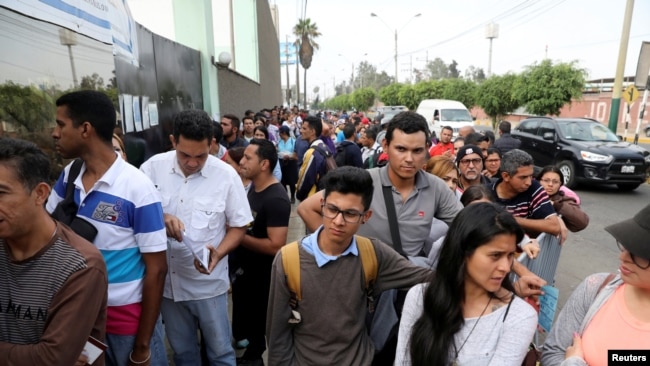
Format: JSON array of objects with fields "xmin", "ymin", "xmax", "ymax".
[
  {"xmin": 181, "ymin": 232, "xmax": 211, "ymax": 273},
  {"xmin": 83, "ymin": 336, "xmax": 107, "ymax": 364},
  {"xmin": 538, "ymin": 285, "xmax": 559, "ymax": 333}
]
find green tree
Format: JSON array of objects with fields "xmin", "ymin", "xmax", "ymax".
[
  {"xmin": 476, "ymin": 74, "xmax": 521, "ymax": 129},
  {"xmin": 293, "ymin": 18, "xmax": 321, "ymax": 107},
  {"xmin": 413, "ymin": 80, "xmax": 444, "ymax": 102},
  {"xmin": 397, "ymin": 84, "xmax": 418, "ymax": 110},
  {"xmin": 0, "ymin": 82, "xmax": 55, "ymax": 132},
  {"xmin": 426, "ymin": 58, "xmax": 449, "ymax": 80},
  {"xmin": 379, "ymin": 83, "xmax": 403, "ymax": 106},
  {"xmin": 513, "ymin": 59, "xmax": 586, "ymax": 116},
  {"xmin": 80, "ymin": 73, "xmax": 105, "ymax": 90},
  {"xmin": 464, "ymin": 65, "xmax": 486, "ymax": 83},
  {"xmin": 351, "ymin": 87, "xmax": 377, "ymax": 111},
  {"xmin": 441, "ymin": 78, "xmax": 478, "ymax": 109},
  {"xmin": 448, "ymin": 60, "xmax": 460, "ymax": 78}
]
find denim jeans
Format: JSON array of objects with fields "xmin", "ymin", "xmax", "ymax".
[
  {"xmin": 161, "ymin": 293, "xmax": 236, "ymax": 366},
  {"xmin": 105, "ymin": 316, "xmax": 168, "ymax": 366}
]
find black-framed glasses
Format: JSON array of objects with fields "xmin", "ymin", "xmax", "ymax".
[
  {"xmin": 321, "ymin": 203, "xmax": 365, "ymax": 223},
  {"xmin": 459, "ymin": 158, "xmax": 482, "ymax": 166},
  {"xmin": 617, "ymin": 241, "xmax": 650, "ymax": 269}
]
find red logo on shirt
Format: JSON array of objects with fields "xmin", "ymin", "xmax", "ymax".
[{"xmin": 418, "ymin": 211, "xmax": 425, "ymax": 217}]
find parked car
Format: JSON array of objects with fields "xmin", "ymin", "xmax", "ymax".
[
  {"xmin": 377, "ymin": 105, "xmax": 408, "ymax": 125},
  {"xmin": 512, "ymin": 117, "xmax": 650, "ymax": 190},
  {"xmin": 645, "ymin": 125, "xmax": 650, "ymax": 137}
]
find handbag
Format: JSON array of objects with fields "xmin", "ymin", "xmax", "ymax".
[
  {"xmin": 50, "ymin": 159, "xmax": 98, "ymax": 243},
  {"xmin": 502, "ymin": 295, "xmax": 541, "ymax": 366}
]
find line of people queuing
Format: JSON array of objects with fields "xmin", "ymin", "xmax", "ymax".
[{"xmin": 1, "ymin": 93, "xmax": 649, "ymax": 366}]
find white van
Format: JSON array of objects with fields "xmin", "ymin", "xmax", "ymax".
[{"xmin": 415, "ymin": 99, "xmax": 474, "ymax": 138}]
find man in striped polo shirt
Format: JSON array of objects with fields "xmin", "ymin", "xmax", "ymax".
[
  {"xmin": 490, "ymin": 149, "xmax": 564, "ymax": 240},
  {"xmin": 47, "ymin": 90, "xmax": 169, "ymax": 366}
]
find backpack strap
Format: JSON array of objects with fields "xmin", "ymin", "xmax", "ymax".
[
  {"xmin": 281, "ymin": 241, "xmax": 301, "ymax": 303},
  {"xmin": 356, "ymin": 235, "xmax": 378, "ymax": 313},
  {"xmin": 280, "ymin": 241, "xmax": 303, "ymax": 325},
  {"xmin": 356, "ymin": 235, "xmax": 377, "ymax": 289},
  {"xmin": 596, "ymin": 273, "xmax": 616, "ymax": 294}
]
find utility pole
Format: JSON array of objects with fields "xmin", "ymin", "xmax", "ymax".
[
  {"xmin": 485, "ymin": 23, "xmax": 499, "ymax": 78},
  {"xmin": 296, "ymin": 49, "xmax": 301, "ymax": 107},
  {"xmin": 608, "ymin": 0, "xmax": 635, "ymax": 133},
  {"xmin": 394, "ymin": 29, "xmax": 398, "ymax": 83},
  {"xmin": 285, "ymin": 35, "xmax": 290, "ymax": 105}
]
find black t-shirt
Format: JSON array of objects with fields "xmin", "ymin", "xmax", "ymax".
[{"xmin": 239, "ymin": 182, "xmax": 291, "ymax": 270}]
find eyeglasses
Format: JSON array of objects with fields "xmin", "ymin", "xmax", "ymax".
[
  {"xmin": 459, "ymin": 158, "xmax": 482, "ymax": 166},
  {"xmin": 321, "ymin": 203, "xmax": 365, "ymax": 223},
  {"xmin": 617, "ymin": 241, "xmax": 650, "ymax": 269},
  {"xmin": 540, "ymin": 178, "xmax": 561, "ymax": 185},
  {"xmin": 486, "ymin": 158, "xmax": 501, "ymax": 164}
]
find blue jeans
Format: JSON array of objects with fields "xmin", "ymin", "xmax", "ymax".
[
  {"xmin": 161, "ymin": 293, "xmax": 236, "ymax": 366},
  {"xmin": 105, "ymin": 317, "xmax": 168, "ymax": 366}
]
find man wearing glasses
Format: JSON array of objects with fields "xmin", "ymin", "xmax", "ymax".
[
  {"xmin": 456, "ymin": 144, "xmax": 492, "ymax": 193},
  {"xmin": 267, "ymin": 167, "xmax": 431, "ymax": 365}
]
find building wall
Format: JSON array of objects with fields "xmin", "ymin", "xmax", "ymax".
[
  {"xmin": 256, "ymin": 0, "xmax": 282, "ymax": 108},
  {"xmin": 471, "ymin": 92, "xmax": 649, "ymax": 134},
  {"xmin": 216, "ymin": 0, "xmax": 281, "ymax": 115}
]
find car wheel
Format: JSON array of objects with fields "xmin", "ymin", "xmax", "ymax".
[
  {"xmin": 557, "ymin": 160, "xmax": 576, "ymax": 189},
  {"xmin": 616, "ymin": 183, "xmax": 641, "ymax": 191}
]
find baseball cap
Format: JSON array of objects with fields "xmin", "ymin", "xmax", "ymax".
[
  {"xmin": 455, "ymin": 144, "xmax": 482, "ymax": 164},
  {"xmin": 604, "ymin": 204, "xmax": 650, "ymax": 260},
  {"xmin": 361, "ymin": 117, "xmax": 370, "ymax": 125}
]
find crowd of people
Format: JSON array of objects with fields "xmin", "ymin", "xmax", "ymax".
[{"xmin": 0, "ymin": 91, "xmax": 649, "ymax": 366}]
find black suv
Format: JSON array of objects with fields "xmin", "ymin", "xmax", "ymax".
[{"xmin": 512, "ymin": 117, "xmax": 650, "ymax": 190}]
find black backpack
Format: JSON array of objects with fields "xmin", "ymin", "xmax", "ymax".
[
  {"xmin": 334, "ymin": 142, "xmax": 349, "ymax": 167},
  {"xmin": 312, "ymin": 145, "xmax": 337, "ymax": 189}
]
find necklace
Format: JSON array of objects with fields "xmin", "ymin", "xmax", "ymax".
[{"xmin": 452, "ymin": 294, "xmax": 493, "ymax": 366}]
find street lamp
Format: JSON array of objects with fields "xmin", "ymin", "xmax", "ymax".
[{"xmin": 370, "ymin": 12, "xmax": 421, "ymax": 83}]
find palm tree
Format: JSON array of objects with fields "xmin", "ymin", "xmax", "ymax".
[{"xmin": 293, "ymin": 18, "xmax": 321, "ymax": 108}]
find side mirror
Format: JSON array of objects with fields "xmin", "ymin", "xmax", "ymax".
[{"xmin": 543, "ymin": 132, "xmax": 555, "ymax": 140}]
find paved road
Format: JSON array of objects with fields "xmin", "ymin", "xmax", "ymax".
[{"xmin": 553, "ymin": 182, "xmax": 650, "ymax": 310}]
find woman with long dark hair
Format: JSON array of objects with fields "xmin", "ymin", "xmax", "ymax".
[{"xmin": 396, "ymin": 202, "xmax": 538, "ymax": 365}]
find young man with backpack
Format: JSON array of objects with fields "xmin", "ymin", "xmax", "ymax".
[
  {"xmin": 296, "ymin": 116, "xmax": 335, "ymax": 201},
  {"xmin": 266, "ymin": 166, "xmax": 431, "ymax": 365},
  {"xmin": 335, "ymin": 123, "xmax": 363, "ymax": 168}
]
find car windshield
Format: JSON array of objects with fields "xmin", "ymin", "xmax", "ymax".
[
  {"xmin": 558, "ymin": 121, "xmax": 619, "ymax": 142},
  {"xmin": 382, "ymin": 110, "xmax": 401, "ymax": 123},
  {"xmin": 441, "ymin": 109, "xmax": 472, "ymax": 122}
]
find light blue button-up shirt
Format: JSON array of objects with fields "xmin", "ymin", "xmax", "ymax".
[{"xmin": 300, "ymin": 226, "xmax": 359, "ymax": 267}]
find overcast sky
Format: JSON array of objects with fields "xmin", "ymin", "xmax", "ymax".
[
  {"xmin": 128, "ymin": 0, "xmax": 650, "ymax": 100},
  {"xmin": 270, "ymin": 0, "xmax": 650, "ymax": 97}
]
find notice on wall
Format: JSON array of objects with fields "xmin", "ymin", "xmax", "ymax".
[
  {"xmin": 122, "ymin": 94, "xmax": 134, "ymax": 133},
  {"xmin": 538, "ymin": 285, "xmax": 559, "ymax": 333},
  {"xmin": 149, "ymin": 103, "xmax": 159, "ymax": 126},
  {"xmin": 118, "ymin": 94, "xmax": 125, "ymax": 131},
  {"xmin": 133, "ymin": 96, "xmax": 143, "ymax": 132},
  {"xmin": 141, "ymin": 96, "xmax": 150, "ymax": 130}
]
